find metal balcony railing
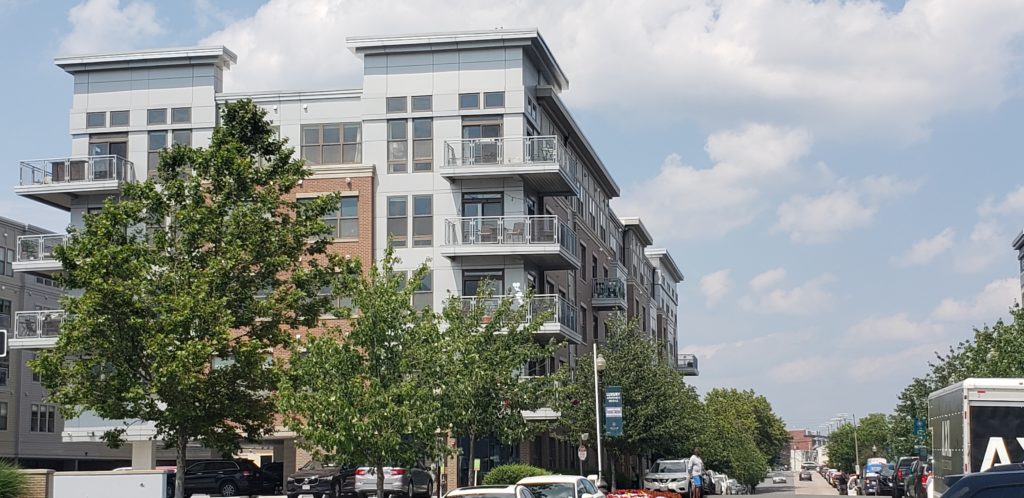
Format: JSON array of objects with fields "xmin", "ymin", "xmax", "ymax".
[
  {"xmin": 17, "ymin": 234, "xmax": 67, "ymax": 264},
  {"xmin": 14, "ymin": 310, "xmax": 65, "ymax": 340},
  {"xmin": 593, "ymin": 277, "xmax": 626, "ymax": 301},
  {"xmin": 458, "ymin": 294, "xmax": 577, "ymax": 333},
  {"xmin": 444, "ymin": 215, "xmax": 579, "ymax": 257},
  {"xmin": 442, "ymin": 136, "xmax": 577, "ymax": 179},
  {"xmin": 19, "ymin": 155, "xmax": 135, "ymax": 186}
]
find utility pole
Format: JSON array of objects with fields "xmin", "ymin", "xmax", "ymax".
[{"xmin": 853, "ymin": 414, "xmax": 861, "ymax": 475}]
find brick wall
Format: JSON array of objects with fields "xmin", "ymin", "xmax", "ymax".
[{"xmin": 18, "ymin": 469, "xmax": 54, "ymax": 498}]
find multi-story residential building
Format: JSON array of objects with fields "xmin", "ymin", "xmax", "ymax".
[
  {"xmin": 12, "ymin": 29, "xmax": 683, "ymax": 484},
  {"xmin": 645, "ymin": 248, "xmax": 683, "ymax": 366},
  {"xmin": 1014, "ymin": 230, "xmax": 1024, "ymax": 304}
]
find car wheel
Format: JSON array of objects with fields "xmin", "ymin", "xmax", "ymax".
[
  {"xmin": 219, "ymin": 480, "xmax": 239, "ymax": 496},
  {"xmin": 331, "ymin": 481, "xmax": 343, "ymax": 498},
  {"xmin": 406, "ymin": 481, "xmax": 415, "ymax": 498}
]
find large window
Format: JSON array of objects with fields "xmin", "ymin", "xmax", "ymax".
[
  {"xmin": 412, "ymin": 119, "xmax": 433, "ymax": 172},
  {"xmin": 413, "ymin": 271, "xmax": 432, "ymax": 310},
  {"xmin": 0, "ymin": 247, "xmax": 6, "ymax": 276},
  {"xmin": 388, "ymin": 120, "xmax": 408, "ymax": 173},
  {"xmin": 463, "ymin": 269, "xmax": 504, "ymax": 296},
  {"xmin": 321, "ymin": 196, "xmax": 359, "ymax": 240},
  {"xmin": 0, "ymin": 402, "xmax": 7, "ymax": 431},
  {"xmin": 387, "ymin": 196, "xmax": 408, "ymax": 246},
  {"xmin": 301, "ymin": 123, "xmax": 361, "ymax": 165},
  {"xmin": 30, "ymin": 404, "xmax": 56, "ymax": 433},
  {"xmin": 412, "ymin": 195, "xmax": 433, "ymax": 246},
  {"xmin": 147, "ymin": 130, "xmax": 191, "ymax": 178}
]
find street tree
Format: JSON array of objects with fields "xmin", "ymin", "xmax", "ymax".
[
  {"xmin": 701, "ymin": 388, "xmax": 787, "ymax": 491},
  {"xmin": 440, "ymin": 286, "xmax": 561, "ymax": 486},
  {"xmin": 278, "ymin": 247, "xmax": 447, "ymax": 498},
  {"xmin": 31, "ymin": 100, "xmax": 352, "ymax": 498},
  {"xmin": 825, "ymin": 414, "xmax": 890, "ymax": 472}
]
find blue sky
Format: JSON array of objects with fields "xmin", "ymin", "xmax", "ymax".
[{"xmin": 3, "ymin": 0, "xmax": 1024, "ymax": 431}]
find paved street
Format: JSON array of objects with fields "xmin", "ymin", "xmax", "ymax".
[{"xmin": 752, "ymin": 472, "xmax": 838, "ymax": 497}]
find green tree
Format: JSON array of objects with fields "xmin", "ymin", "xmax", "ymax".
[
  {"xmin": 701, "ymin": 388, "xmax": 786, "ymax": 491},
  {"xmin": 31, "ymin": 100, "xmax": 350, "ymax": 498},
  {"xmin": 440, "ymin": 287, "xmax": 560, "ymax": 486},
  {"xmin": 278, "ymin": 247, "xmax": 446, "ymax": 498},
  {"xmin": 826, "ymin": 414, "xmax": 890, "ymax": 472}
]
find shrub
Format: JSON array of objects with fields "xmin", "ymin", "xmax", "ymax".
[
  {"xmin": 482, "ymin": 464, "xmax": 552, "ymax": 485},
  {"xmin": 0, "ymin": 459, "xmax": 26, "ymax": 498}
]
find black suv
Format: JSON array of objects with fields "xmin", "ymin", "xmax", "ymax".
[
  {"xmin": 287, "ymin": 461, "xmax": 358, "ymax": 498},
  {"xmin": 892, "ymin": 457, "xmax": 918, "ymax": 498},
  {"xmin": 168, "ymin": 458, "xmax": 273, "ymax": 497}
]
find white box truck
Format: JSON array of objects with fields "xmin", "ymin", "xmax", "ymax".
[{"xmin": 928, "ymin": 378, "xmax": 1024, "ymax": 496}]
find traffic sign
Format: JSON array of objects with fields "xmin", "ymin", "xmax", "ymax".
[
  {"xmin": 914, "ymin": 418, "xmax": 926, "ymax": 436},
  {"xmin": 473, "ymin": 459, "xmax": 481, "ymax": 471},
  {"xmin": 578, "ymin": 445, "xmax": 587, "ymax": 461}
]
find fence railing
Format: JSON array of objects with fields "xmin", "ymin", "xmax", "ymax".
[
  {"xmin": 593, "ymin": 277, "xmax": 626, "ymax": 301},
  {"xmin": 17, "ymin": 234, "xmax": 67, "ymax": 263},
  {"xmin": 19, "ymin": 155, "xmax": 135, "ymax": 186},
  {"xmin": 443, "ymin": 215, "xmax": 579, "ymax": 259},
  {"xmin": 442, "ymin": 136, "xmax": 578, "ymax": 181},
  {"xmin": 14, "ymin": 310, "xmax": 65, "ymax": 340},
  {"xmin": 458, "ymin": 294, "xmax": 577, "ymax": 332}
]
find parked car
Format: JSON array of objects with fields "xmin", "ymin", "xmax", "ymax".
[
  {"xmin": 772, "ymin": 474, "xmax": 787, "ymax": 484},
  {"xmin": 892, "ymin": 457, "xmax": 917, "ymax": 498},
  {"xmin": 518, "ymin": 475, "xmax": 606, "ymax": 498},
  {"xmin": 799, "ymin": 471, "xmax": 813, "ymax": 481},
  {"xmin": 942, "ymin": 469, "xmax": 1024, "ymax": 497},
  {"xmin": 904, "ymin": 460, "xmax": 930, "ymax": 498},
  {"xmin": 287, "ymin": 461, "xmax": 358, "ymax": 498},
  {"xmin": 875, "ymin": 467, "xmax": 894, "ymax": 496},
  {"xmin": 713, "ymin": 473, "xmax": 730, "ymax": 493},
  {"xmin": 167, "ymin": 458, "xmax": 273, "ymax": 498},
  {"xmin": 724, "ymin": 479, "xmax": 746, "ymax": 495},
  {"xmin": 445, "ymin": 485, "xmax": 536, "ymax": 498},
  {"xmin": 701, "ymin": 471, "xmax": 717, "ymax": 495},
  {"xmin": 355, "ymin": 466, "xmax": 433, "ymax": 498},
  {"xmin": 263, "ymin": 461, "xmax": 285, "ymax": 493},
  {"xmin": 643, "ymin": 459, "xmax": 692, "ymax": 494}
]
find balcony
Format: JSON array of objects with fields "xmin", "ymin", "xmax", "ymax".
[
  {"xmin": 592, "ymin": 277, "xmax": 627, "ymax": 310},
  {"xmin": 442, "ymin": 215, "xmax": 580, "ymax": 270},
  {"xmin": 13, "ymin": 234, "xmax": 66, "ymax": 276},
  {"xmin": 459, "ymin": 294, "xmax": 582, "ymax": 344},
  {"xmin": 16, "ymin": 155, "xmax": 136, "ymax": 210},
  {"xmin": 11, "ymin": 310, "xmax": 65, "ymax": 349},
  {"xmin": 441, "ymin": 136, "xmax": 580, "ymax": 197},
  {"xmin": 677, "ymin": 353, "xmax": 699, "ymax": 376}
]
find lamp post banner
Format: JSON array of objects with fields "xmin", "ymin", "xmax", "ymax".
[{"xmin": 605, "ymin": 386, "xmax": 623, "ymax": 437}]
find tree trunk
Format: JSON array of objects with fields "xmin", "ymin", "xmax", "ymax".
[
  {"xmin": 377, "ymin": 463, "xmax": 386, "ymax": 498},
  {"xmin": 175, "ymin": 434, "xmax": 188, "ymax": 498},
  {"xmin": 467, "ymin": 432, "xmax": 476, "ymax": 486}
]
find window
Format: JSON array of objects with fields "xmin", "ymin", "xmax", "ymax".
[
  {"xmin": 302, "ymin": 123, "xmax": 362, "ymax": 165},
  {"xmin": 387, "ymin": 120, "xmax": 408, "ymax": 173},
  {"xmin": 411, "ymin": 95, "xmax": 432, "ymax": 112},
  {"xmin": 30, "ymin": 404, "xmax": 56, "ymax": 433},
  {"xmin": 171, "ymin": 107, "xmax": 191, "ymax": 124},
  {"xmin": 147, "ymin": 108, "xmax": 167, "ymax": 125},
  {"xmin": 412, "ymin": 195, "xmax": 433, "ymax": 246},
  {"xmin": 412, "ymin": 119, "xmax": 433, "ymax": 172},
  {"xmin": 459, "ymin": 93, "xmax": 480, "ymax": 110},
  {"xmin": 148, "ymin": 131, "xmax": 167, "ymax": 178},
  {"xmin": 387, "ymin": 196, "xmax": 408, "ymax": 246},
  {"xmin": 580, "ymin": 245, "xmax": 587, "ymax": 281},
  {"xmin": 592, "ymin": 255, "xmax": 598, "ymax": 280},
  {"xmin": 592, "ymin": 313, "xmax": 599, "ymax": 342},
  {"xmin": 580, "ymin": 307, "xmax": 587, "ymax": 342},
  {"xmin": 0, "ymin": 247, "xmax": 5, "ymax": 276},
  {"xmin": 0, "ymin": 355, "xmax": 7, "ymax": 389},
  {"xmin": 109, "ymin": 110, "xmax": 130, "ymax": 126},
  {"xmin": 86, "ymin": 112, "xmax": 106, "ymax": 128},
  {"xmin": 324, "ymin": 196, "xmax": 359, "ymax": 239},
  {"xmin": 413, "ymin": 271, "xmax": 432, "ymax": 310},
  {"xmin": 0, "ymin": 402, "xmax": 6, "ymax": 430},
  {"xmin": 386, "ymin": 97, "xmax": 407, "ymax": 113},
  {"xmin": 463, "ymin": 269, "xmax": 503, "ymax": 296},
  {"xmin": 484, "ymin": 92, "xmax": 505, "ymax": 108}
]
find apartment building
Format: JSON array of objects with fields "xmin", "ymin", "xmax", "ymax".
[
  {"xmin": 11, "ymin": 29, "xmax": 685, "ymax": 482},
  {"xmin": 1014, "ymin": 230, "xmax": 1024, "ymax": 304}
]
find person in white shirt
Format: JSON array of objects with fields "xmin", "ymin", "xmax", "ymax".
[{"xmin": 688, "ymin": 448, "xmax": 705, "ymax": 498}]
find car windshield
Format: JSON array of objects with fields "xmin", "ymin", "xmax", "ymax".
[
  {"xmin": 302, "ymin": 462, "xmax": 341, "ymax": 471},
  {"xmin": 525, "ymin": 483, "xmax": 576, "ymax": 498},
  {"xmin": 236, "ymin": 460, "xmax": 260, "ymax": 472},
  {"xmin": 651, "ymin": 462, "xmax": 687, "ymax": 473}
]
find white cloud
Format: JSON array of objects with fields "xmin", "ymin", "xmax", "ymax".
[
  {"xmin": 952, "ymin": 221, "xmax": 1006, "ymax": 274},
  {"xmin": 60, "ymin": 0, "xmax": 163, "ymax": 55},
  {"xmin": 845, "ymin": 342, "xmax": 947, "ymax": 382},
  {"xmin": 768, "ymin": 358, "xmax": 830, "ymax": 384},
  {"xmin": 979, "ymin": 185, "xmax": 1024, "ymax": 217},
  {"xmin": 774, "ymin": 176, "xmax": 919, "ymax": 243},
  {"xmin": 740, "ymin": 274, "xmax": 836, "ymax": 315},
  {"xmin": 893, "ymin": 227, "xmax": 956, "ymax": 267},
  {"xmin": 202, "ymin": 0, "xmax": 1024, "ymax": 141},
  {"xmin": 699, "ymin": 269, "xmax": 732, "ymax": 308},
  {"xmin": 616, "ymin": 123, "xmax": 811, "ymax": 241},
  {"xmin": 931, "ymin": 278, "xmax": 1020, "ymax": 322},
  {"xmin": 750, "ymin": 268, "xmax": 787, "ymax": 292},
  {"xmin": 846, "ymin": 313, "xmax": 944, "ymax": 343}
]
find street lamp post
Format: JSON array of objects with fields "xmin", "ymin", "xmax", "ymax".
[{"xmin": 593, "ymin": 343, "xmax": 607, "ymax": 487}]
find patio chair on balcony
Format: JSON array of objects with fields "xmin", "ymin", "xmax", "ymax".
[{"xmin": 508, "ymin": 222, "xmax": 526, "ymax": 243}]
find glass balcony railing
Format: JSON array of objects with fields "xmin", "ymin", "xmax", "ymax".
[
  {"xmin": 458, "ymin": 294, "xmax": 577, "ymax": 333},
  {"xmin": 443, "ymin": 215, "xmax": 579, "ymax": 259},
  {"xmin": 442, "ymin": 136, "xmax": 577, "ymax": 180},
  {"xmin": 19, "ymin": 155, "xmax": 135, "ymax": 186},
  {"xmin": 593, "ymin": 277, "xmax": 626, "ymax": 302},
  {"xmin": 17, "ymin": 234, "xmax": 67, "ymax": 264},
  {"xmin": 14, "ymin": 310, "xmax": 65, "ymax": 340}
]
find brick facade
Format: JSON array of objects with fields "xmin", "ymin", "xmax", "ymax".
[{"xmin": 18, "ymin": 469, "xmax": 54, "ymax": 498}]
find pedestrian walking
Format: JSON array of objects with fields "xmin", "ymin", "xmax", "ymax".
[
  {"xmin": 837, "ymin": 471, "xmax": 849, "ymax": 496},
  {"xmin": 687, "ymin": 448, "xmax": 704, "ymax": 498}
]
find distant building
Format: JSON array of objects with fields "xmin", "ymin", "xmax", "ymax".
[
  {"xmin": 1014, "ymin": 230, "xmax": 1024, "ymax": 304},
  {"xmin": 783, "ymin": 428, "xmax": 827, "ymax": 470}
]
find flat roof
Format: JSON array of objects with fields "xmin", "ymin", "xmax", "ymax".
[
  {"xmin": 347, "ymin": 28, "xmax": 568, "ymax": 91},
  {"xmin": 55, "ymin": 46, "xmax": 236, "ymax": 73},
  {"xmin": 536, "ymin": 86, "xmax": 620, "ymax": 197},
  {"xmin": 645, "ymin": 247, "xmax": 684, "ymax": 283},
  {"xmin": 619, "ymin": 217, "xmax": 653, "ymax": 246},
  {"xmin": 216, "ymin": 88, "xmax": 362, "ymax": 104},
  {"xmin": 0, "ymin": 215, "xmax": 55, "ymax": 235},
  {"xmin": 1013, "ymin": 229, "xmax": 1024, "ymax": 251}
]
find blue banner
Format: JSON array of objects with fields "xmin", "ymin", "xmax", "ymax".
[{"xmin": 605, "ymin": 386, "xmax": 623, "ymax": 437}]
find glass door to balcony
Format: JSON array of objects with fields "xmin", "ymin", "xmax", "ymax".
[
  {"xmin": 90, "ymin": 138, "xmax": 127, "ymax": 181},
  {"xmin": 462, "ymin": 119, "xmax": 502, "ymax": 165},
  {"xmin": 461, "ymin": 192, "xmax": 503, "ymax": 244}
]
